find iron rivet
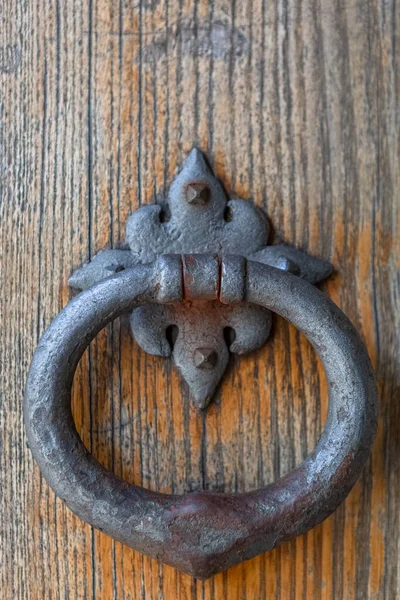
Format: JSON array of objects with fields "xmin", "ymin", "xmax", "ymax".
[
  {"xmin": 186, "ymin": 182, "xmax": 210, "ymax": 205},
  {"xmin": 194, "ymin": 348, "xmax": 218, "ymax": 369}
]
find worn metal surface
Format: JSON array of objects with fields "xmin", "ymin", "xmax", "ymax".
[
  {"xmin": 68, "ymin": 149, "xmax": 333, "ymax": 408},
  {"xmin": 25, "ymin": 255, "xmax": 378, "ymax": 580}
]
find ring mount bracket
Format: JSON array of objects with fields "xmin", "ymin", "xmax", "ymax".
[{"xmin": 69, "ymin": 148, "xmax": 333, "ymax": 408}]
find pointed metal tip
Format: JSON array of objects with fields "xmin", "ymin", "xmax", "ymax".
[
  {"xmin": 192, "ymin": 392, "xmax": 213, "ymax": 411},
  {"xmin": 68, "ymin": 272, "xmax": 83, "ymax": 290},
  {"xmin": 184, "ymin": 148, "xmax": 210, "ymax": 174},
  {"xmin": 321, "ymin": 261, "xmax": 334, "ymax": 281},
  {"xmin": 187, "ymin": 147, "xmax": 206, "ymax": 161},
  {"xmin": 169, "ymin": 148, "xmax": 222, "ymax": 210}
]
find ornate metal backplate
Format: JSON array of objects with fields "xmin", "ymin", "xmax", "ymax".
[{"xmin": 69, "ymin": 149, "xmax": 333, "ymax": 408}]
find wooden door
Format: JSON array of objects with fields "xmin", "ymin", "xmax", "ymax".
[{"xmin": 1, "ymin": 1, "xmax": 399, "ymax": 598}]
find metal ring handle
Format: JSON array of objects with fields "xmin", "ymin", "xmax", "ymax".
[{"xmin": 24, "ymin": 255, "xmax": 378, "ymax": 580}]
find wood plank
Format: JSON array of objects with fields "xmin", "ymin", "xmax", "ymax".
[{"xmin": 0, "ymin": 0, "xmax": 399, "ymax": 598}]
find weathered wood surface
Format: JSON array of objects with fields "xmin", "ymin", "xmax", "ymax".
[{"xmin": 1, "ymin": 0, "xmax": 399, "ymax": 598}]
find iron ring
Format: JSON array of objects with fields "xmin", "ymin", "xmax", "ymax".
[{"xmin": 25, "ymin": 255, "xmax": 378, "ymax": 579}]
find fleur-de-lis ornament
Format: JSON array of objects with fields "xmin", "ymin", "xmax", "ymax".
[{"xmin": 70, "ymin": 149, "xmax": 332, "ymax": 408}]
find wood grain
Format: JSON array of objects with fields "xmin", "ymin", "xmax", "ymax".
[{"xmin": 0, "ymin": 0, "xmax": 399, "ymax": 598}]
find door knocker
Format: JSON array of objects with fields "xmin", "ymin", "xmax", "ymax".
[{"xmin": 25, "ymin": 149, "xmax": 378, "ymax": 579}]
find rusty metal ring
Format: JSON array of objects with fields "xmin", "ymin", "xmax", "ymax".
[{"xmin": 25, "ymin": 255, "xmax": 378, "ymax": 580}]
